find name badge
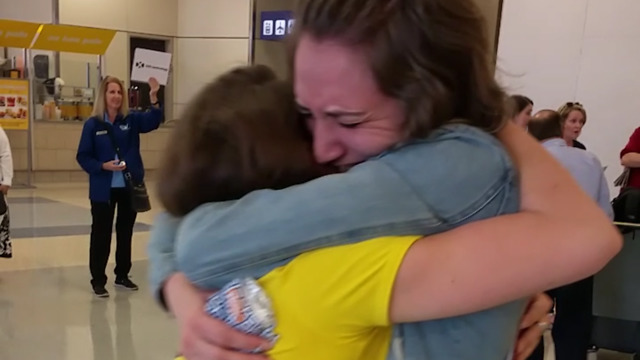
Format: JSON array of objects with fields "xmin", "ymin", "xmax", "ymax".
[{"xmin": 96, "ymin": 130, "xmax": 108, "ymax": 136}]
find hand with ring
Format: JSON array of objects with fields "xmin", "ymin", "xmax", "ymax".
[{"xmin": 513, "ymin": 293, "xmax": 555, "ymax": 360}]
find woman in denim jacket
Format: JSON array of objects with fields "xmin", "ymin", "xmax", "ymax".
[
  {"xmin": 158, "ymin": 63, "xmax": 525, "ymax": 360},
  {"xmin": 149, "ymin": 0, "xmax": 621, "ymax": 359}
]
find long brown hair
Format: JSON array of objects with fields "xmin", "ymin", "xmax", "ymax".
[
  {"xmin": 92, "ymin": 76, "xmax": 129, "ymax": 120},
  {"xmin": 508, "ymin": 95, "xmax": 534, "ymax": 118},
  {"xmin": 158, "ymin": 65, "xmax": 334, "ymax": 216},
  {"xmin": 288, "ymin": 0, "xmax": 507, "ymax": 137}
]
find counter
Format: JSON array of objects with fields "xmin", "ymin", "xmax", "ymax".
[{"xmin": 5, "ymin": 120, "xmax": 175, "ymax": 175}]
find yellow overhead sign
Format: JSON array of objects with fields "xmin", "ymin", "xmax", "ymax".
[
  {"xmin": 31, "ymin": 24, "xmax": 116, "ymax": 55},
  {"xmin": 0, "ymin": 19, "xmax": 40, "ymax": 48}
]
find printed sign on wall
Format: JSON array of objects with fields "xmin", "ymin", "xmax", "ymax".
[
  {"xmin": 0, "ymin": 79, "xmax": 29, "ymax": 130},
  {"xmin": 260, "ymin": 11, "xmax": 294, "ymax": 41}
]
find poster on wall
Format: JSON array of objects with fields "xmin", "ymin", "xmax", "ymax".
[
  {"xmin": 0, "ymin": 79, "xmax": 29, "ymax": 131},
  {"xmin": 260, "ymin": 11, "xmax": 294, "ymax": 41}
]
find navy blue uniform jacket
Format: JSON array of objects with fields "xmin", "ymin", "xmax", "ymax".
[{"xmin": 76, "ymin": 107, "xmax": 163, "ymax": 202}]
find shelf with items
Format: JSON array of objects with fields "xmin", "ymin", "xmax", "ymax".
[{"xmin": 38, "ymin": 84, "xmax": 95, "ymax": 122}]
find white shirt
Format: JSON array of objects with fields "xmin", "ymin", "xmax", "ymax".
[{"xmin": 0, "ymin": 127, "xmax": 14, "ymax": 187}]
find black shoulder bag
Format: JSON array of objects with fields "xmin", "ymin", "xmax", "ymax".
[
  {"xmin": 612, "ymin": 168, "xmax": 640, "ymax": 234},
  {"xmin": 102, "ymin": 120, "xmax": 151, "ymax": 213}
]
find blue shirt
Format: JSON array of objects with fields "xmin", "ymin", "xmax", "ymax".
[
  {"xmin": 542, "ymin": 138, "xmax": 613, "ymax": 219},
  {"xmin": 104, "ymin": 113, "xmax": 126, "ymax": 189}
]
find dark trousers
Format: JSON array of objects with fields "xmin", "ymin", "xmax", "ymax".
[
  {"xmin": 90, "ymin": 188, "xmax": 137, "ymax": 287},
  {"xmin": 528, "ymin": 276, "xmax": 594, "ymax": 360}
]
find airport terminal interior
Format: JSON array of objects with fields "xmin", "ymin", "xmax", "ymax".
[{"xmin": 1, "ymin": 0, "xmax": 640, "ymax": 359}]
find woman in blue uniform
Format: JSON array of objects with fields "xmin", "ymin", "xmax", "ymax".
[{"xmin": 77, "ymin": 76, "xmax": 162, "ymax": 297}]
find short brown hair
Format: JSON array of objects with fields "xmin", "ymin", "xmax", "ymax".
[
  {"xmin": 528, "ymin": 110, "xmax": 563, "ymax": 141},
  {"xmin": 157, "ymin": 65, "xmax": 334, "ymax": 216},
  {"xmin": 289, "ymin": 0, "xmax": 507, "ymax": 137}
]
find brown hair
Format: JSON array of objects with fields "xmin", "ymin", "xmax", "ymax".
[
  {"xmin": 527, "ymin": 110, "xmax": 563, "ymax": 141},
  {"xmin": 508, "ymin": 95, "xmax": 534, "ymax": 118},
  {"xmin": 158, "ymin": 65, "xmax": 334, "ymax": 216},
  {"xmin": 557, "ymin": 102, "xmax": 587, "ymax": 125},
  {"xmin": 288, "ymin": 0, "xmax": 507, "ymax": 137}
]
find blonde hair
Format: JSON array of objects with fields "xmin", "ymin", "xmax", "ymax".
[
  {"xmin": 557, "ymin": 102, "xmax": 587, "ymax": 125},
  {"xmin": 92, "ymin": 76, "xmax": 129, "ymax": 120}
]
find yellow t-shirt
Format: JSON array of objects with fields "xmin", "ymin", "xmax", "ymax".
[{"xmin": 175, "ymin": 235, "xmax": 419, "ymax": 360}]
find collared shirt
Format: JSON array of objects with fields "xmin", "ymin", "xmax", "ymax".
[{"xmin": 543, "ymin": 138, "xmax": 613, "ymax": 219}]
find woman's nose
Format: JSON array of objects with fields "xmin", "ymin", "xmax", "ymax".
[{"xmin": 310, "ymin": 118, "xmax": 346, "ymax": 165}]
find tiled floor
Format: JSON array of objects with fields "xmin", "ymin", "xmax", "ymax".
[
  {"xmin": 0, "ymin": 183, "xmax": 634, "ymax": 359},
  {"xmin": 0, "ymin": 183, "xmax": 177, "ymax": 360}
]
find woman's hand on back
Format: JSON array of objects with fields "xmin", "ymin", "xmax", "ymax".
[
  {"xmin": 165, "ymin": 273, "xmax": 272, "ymax": 360},
  {"xmin": 514, "ymin": 293, "xmax": 554, "ymax": 360}
]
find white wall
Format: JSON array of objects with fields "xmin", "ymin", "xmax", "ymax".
[
  {"xmin": 59, "ymin": 0, "xmax": 178, "ymax": 36},
  {"xmin": 174, "ymin": 0, "xmax": 251, "ymax": 119},
  {"xmin": 58, "ymin": 0, "xmax": 179, "ymax": 88},
  {"xmin": 497, "ymin": 0, "xmax": 640, "ymax": 193},
  {"xmin": 0, "ymin": 0, "xmax": 52, "ymax": 23}
]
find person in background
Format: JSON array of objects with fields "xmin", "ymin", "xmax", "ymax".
[
  {"xmin": 0, "ymin": 125, "xmax": 13, "ymax": 259},
  {"xmin": 558, "ymin": 102, "xmax": 587, "ymax": 150},
  {"xmin": 76, "ymin": 76, "xmax": 163, "ymax": 298},
  {"xmin": 527, "ymin": 109, "xmax": 613, "ymax": 360},
  {"xmin": 620, "ymin": 126, "xmax": 640, "ymax": 188},
  {"xmin": 509, "ymin": 94, "xmax": 534, "ymax": 128}
]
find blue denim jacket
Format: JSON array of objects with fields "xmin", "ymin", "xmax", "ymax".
[{"xmin": 149, "ymin": 124, "xmax": 526, "ymax": 360}]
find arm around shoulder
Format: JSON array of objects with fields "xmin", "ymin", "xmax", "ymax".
[
  {"xmin": 389, "ymin": 122, "xmax": 622, "ymax": 323},
  {"xmin": 148, "ymin": 211, "xmax": 183, "ymax": 306}
]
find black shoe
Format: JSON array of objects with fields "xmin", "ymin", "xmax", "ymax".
[
  {"xmin": 115, "ymin": 278, "xmax": 139, "ymax": 291},
  {"xmin": 93, "ymin": 285, "xmax": 110, "ymax": 298}
]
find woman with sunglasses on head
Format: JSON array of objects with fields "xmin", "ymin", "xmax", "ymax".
[{"xmin": 558, "ymin": 102, "xmax": 587, "ymax": 150}]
